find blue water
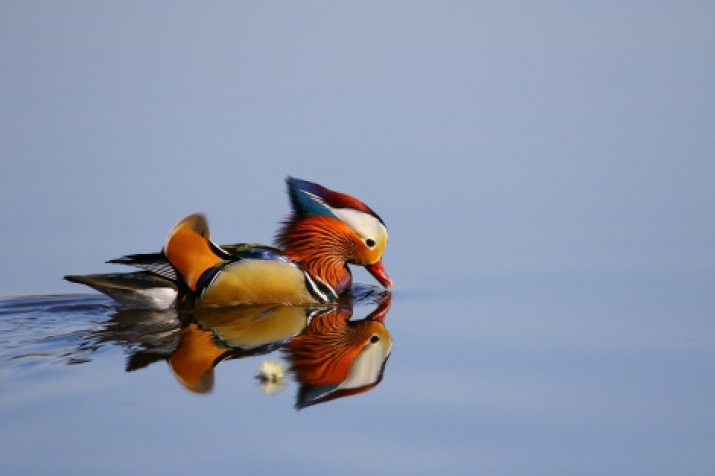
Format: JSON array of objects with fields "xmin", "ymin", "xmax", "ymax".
[
  {"xmin": 1, "ymin": 271, "xmax": 714, "ymax": 475},
  {"xmin": 2, "ymin": 2, "xmax": 714, "ymax": 474}
]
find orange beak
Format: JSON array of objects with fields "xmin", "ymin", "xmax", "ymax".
[{"xmin": 365, "ymin": 260, "xmax": 392, "ymax": 288}]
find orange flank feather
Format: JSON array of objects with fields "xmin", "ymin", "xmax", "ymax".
[
  {"xmin": 163, "ymin": 214, "xmax": 222, "ymax": 291},
  {"xmin": 196, "ymin": 260, "xmax": 318, "ymax": 307}
]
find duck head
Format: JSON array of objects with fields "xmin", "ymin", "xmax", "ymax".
[{"xmin": 276, "ymin": 177, "xmax": 391, "ymax": 294}]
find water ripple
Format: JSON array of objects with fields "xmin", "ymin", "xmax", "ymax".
[{"xmin": 0, "ymin": 294, "xmax": 116, "ymax": 374}]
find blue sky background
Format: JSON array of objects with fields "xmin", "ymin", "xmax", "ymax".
[{"xmin": 1, "ymin": 1, "xmax": 713, "ymax": 296}]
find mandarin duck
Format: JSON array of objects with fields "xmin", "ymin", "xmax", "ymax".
[
  {"xmin": 65, "ymin": 177, "xmax": 391, "ymax": 309},
  {"xmin": 286, "ymin": 292, "xmax": 392, "ymax": 409}
]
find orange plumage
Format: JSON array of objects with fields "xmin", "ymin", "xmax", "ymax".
[{"xmin": 163, "ymin": 215, "xmax": 222, "ymax": 291}]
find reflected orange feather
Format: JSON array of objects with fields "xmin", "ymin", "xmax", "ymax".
[
  {"xmin": 168, "ymin": 323, "xmax": 227, "ymax": 392},
  {"xmin": 287, "ymin": 308, "xmax": 377, "ymax": 386}
]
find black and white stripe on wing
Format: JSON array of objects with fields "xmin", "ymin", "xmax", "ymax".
[
  {"xmin": 107, "ymin": 253, "xmax": 179, "ymax": 282},
  {"xmin": 303, "ymin": 272, "xmax": 338, "ymax": 304}
]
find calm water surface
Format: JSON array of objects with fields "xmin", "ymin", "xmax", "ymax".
[
  {"xmin": 2, "ymin": 2, "xmax": 713, "ymax": 474},
  {"xmin": 1, "ymin": 271, "xmax": 713, "ymax": 475}
]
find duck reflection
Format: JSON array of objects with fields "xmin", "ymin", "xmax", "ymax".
[
  {"xmin": 286, "ymin": 295, "xmax": 392, "ymax": 409},
  {"xmin": 168, "ymin": 304, "xmax": 315, "ymax": 393},
  {"xmin": 96, "ymin": 290, "xmax": 392, "ymax": 409}
]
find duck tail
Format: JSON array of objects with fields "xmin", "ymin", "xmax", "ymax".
[
  {"xmin": 162, "ymin": 213, "xmax": 223, "ymax": 291},
  {"xmin": 63, "ymin": 272, "xmax": 178, "ymax": 309}
]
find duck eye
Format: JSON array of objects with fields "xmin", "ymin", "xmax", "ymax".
[
  {"xmin": 370, "ymin": 335, "xmax": 380, "ymax": 344},
  {"xmin": 365, "ymin": 238, "xmax": 376, "ymax": 248}
]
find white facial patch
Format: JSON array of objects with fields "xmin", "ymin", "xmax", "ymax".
[
  {"xmin": 301, "ymin": 190, "xmax": 388, "ymax": 247},
  {"xmin": 331, "ymin": 208, "xmax": 388, "ymax": 246}
]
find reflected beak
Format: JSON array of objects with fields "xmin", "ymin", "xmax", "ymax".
[
  {"xmin": 367, "ymin": 292, "xmax": 392, "ymax": 323},
  {"xmin": 365, "ymin": 260, "xmax": 392, "ymax": 288}
]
